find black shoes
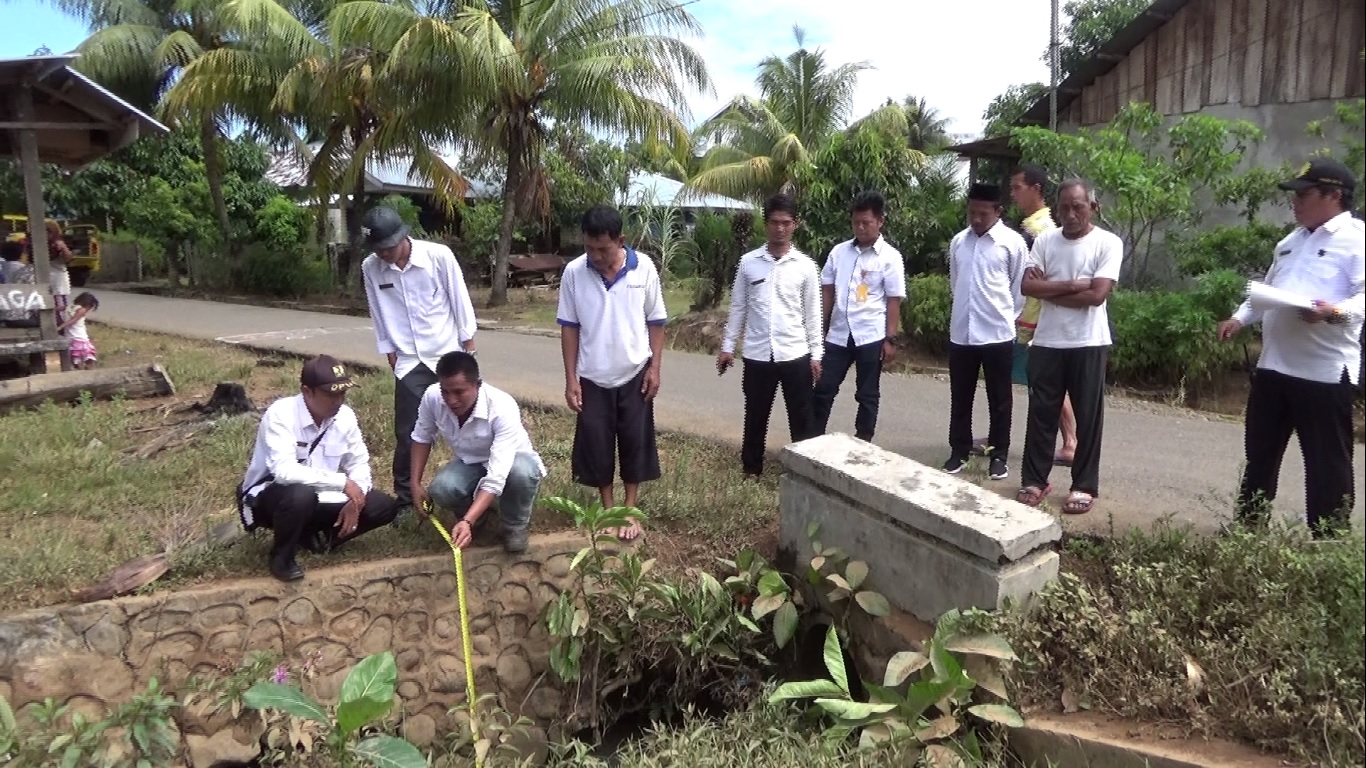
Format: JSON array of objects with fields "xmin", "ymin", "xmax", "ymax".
[
  {"xmin": 270, "ymin": 555, "xmax": 305, "ymax": 582},
  {"xmin": 989, "ymin": 457, "xmax": 1009, "ymax": 481},
  {"xmin": 942, "ymin": 455, "xmax": 968, "ymax": 474}
]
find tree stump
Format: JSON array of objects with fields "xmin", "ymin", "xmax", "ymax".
[{"xmin": 200, "ymin": 382, "xmax": 254, "ymax": 416}]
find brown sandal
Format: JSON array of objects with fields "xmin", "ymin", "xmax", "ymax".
[{"xmin": 1016, "ymin": 483, "xmax": 1052, "ymax": 507}]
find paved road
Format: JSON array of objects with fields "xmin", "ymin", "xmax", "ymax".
[{"xmin": 90, "ymin": 290, "xmax": 1363, "ymax": 536}]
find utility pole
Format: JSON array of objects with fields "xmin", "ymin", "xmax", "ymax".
[{"xmin": 1049, "ymin": 0, "xmax": 1060, "ymax": 130}]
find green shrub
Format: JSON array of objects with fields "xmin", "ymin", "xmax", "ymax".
[
  {"xmin": 900, "ymin": 273, "xmax": 951, "ymax": 354},
  {"xmin": 101, "ymin": 229, "xmax": 167, "ymax": 277},
  {"xmin": 1171, "ymin": 221, "xmax": 1289, "ymax": 278},
  {"xmin": 689, "ymin": 211, "xmax": 738, "ymax": 311},
  {"xmin": 238, "ymin": 243, "xmax": 332, "ymax": 297},
  {"xmin": 377, "ymin": 194, "xmax": 427, "ymax": 238},
  {"xmin": 1187, "ymin": 268, "xmax": 1251, "ymax": 321},
  {"xmin": 1107, "ymin": 287, "xmax": 1240, "ymax": 388},
  {"xmin": 252, "ymin": 195, "xmax": 312, "ymax": 251},
  {"xmin": 984, "ymin": 523, "xmax": 1365, "ymax": 766}
]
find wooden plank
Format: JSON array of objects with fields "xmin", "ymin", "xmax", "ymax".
[
  {"xmin": 1259, "ymin": 0, "xmax": 1287, "ymax": 105},
  {"xmin": 1181, "ymin": 2, "xmax": 1206, "ymax": 113},
  {"xmin": 1154, "ymin": 22, "xmax": 1177, "ymax": 114},
  {"xmin": 1198, "ymin": 0, "xmax": 1216, "ymax": 107},
  {"xmin": 1279, "ymin": 0, "xmax": 1306, "ymax": 103},
  {"xmin": 1208, "ymin": 0, "xmax": 1232, "ymax": 105},
  {"xmin": 1305, "ymin": 0, "xmax": 1337, "ymax": 101},
  {"xmin": 0, "ymin": 285, "xmax": 53, "ymax": 313},
  {"xmin": 11, "ymin": 84, "xmax": 62, "ymax": 353},
  {"xmin": 1116, "ymin": 48, "xmax": 1134, "ymax": 116},
  {"xmin": 1342, "ymin": 4, "xmax": 1366, "ymax": 98},
  {"xmin": 0, "ymin": 363, "xmax": 175, "ymax": 414},
  {"xmin": 1145, "ymin": 36, "xmax": 1159, "ymax": 106},
  {"xmin": 1226, "ymin": 0, "xmax": 1247, "ymax": 105},
  {"xmin": 1245, "ymin": 0, "xmax": 1268, "ymax": 106}
]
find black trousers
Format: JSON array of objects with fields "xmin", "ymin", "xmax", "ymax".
[
  {"xmin": 572, "ymin": 363, "xmax": 661, "ymax": 487},
  {"xmin": 1022, "ymin": 345, "xmax": 1107, "ymax": 495},
  {"xmin": 948, "ymin": 341, "xmax": 1015, "ymax": 461},
  {"xmin": 812, "ymin": 336, "xmax": 885, "ymax": 439},
  {"xmin": 1237, "ymin": 368, "xmax": 1356, "ymax": 536},
  {"xmin": 741, "ymin": 355, "xmax": 816, "ymax": 475},
  {"xmin": 393, "ymin": 364, "xmax": 439, "ymax": 504},
  {"xmin": 251, "ymin": 483, "xmax": 399, "ymax": 564}
]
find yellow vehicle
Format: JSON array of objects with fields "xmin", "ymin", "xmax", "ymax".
[{"xmin": 1, "ymin": 214, "xmax": 101, "ymax": 286}]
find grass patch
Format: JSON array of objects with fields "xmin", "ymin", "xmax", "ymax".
[
  {"xmin": 0, "ymin": 327, "xmax": 776, "ymax": 612},
  {"xmin": 975, "ymin": 523, "xmax": 1366, "ymax": 766}
]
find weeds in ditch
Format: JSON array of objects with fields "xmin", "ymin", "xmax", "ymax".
[
  {"xmin": 964, "ymin": 521, "xmax": 1366, "ymax": 766},
  {"xmin": 0, "ymin": 678, "xmax": 179, "ymax": 768}
]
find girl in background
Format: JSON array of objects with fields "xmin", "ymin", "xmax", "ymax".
[{"xmin": 58, "ymin": 291, "xmax": 99, "ymax": 369}]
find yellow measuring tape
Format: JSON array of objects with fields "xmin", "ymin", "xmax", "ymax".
[{"xmin": 423, "ymin": 501, "xmax": 482, "ymax": 766}]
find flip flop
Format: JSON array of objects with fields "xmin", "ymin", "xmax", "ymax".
[
  {"xmin": 1062, "ymin": 491, "xmax": 1095, "ymax": 515},
  {"xmin": 1015, "ymin": 483, "xmax": 1052, "ymax": 507},
  {"xmin": 1054, "ymin": 454, "xmax": 1074, "ymax": 467}
]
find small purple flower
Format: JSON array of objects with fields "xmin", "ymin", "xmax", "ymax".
[{"xmin": 271, "ymin": 665, "xmax": 289, "ymax": 684}]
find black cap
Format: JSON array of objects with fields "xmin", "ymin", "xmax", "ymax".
[
  {"xmin": 1278, "ymin": 158, "xmax": 1357, "ymax": 192},
  {"xmin": 968, "ymin": 182, "xmax": 1002, "ymax": 203},
  {"xmin": 300, "ymin": 354, "xmax": 356, "ymax": 393},
  {"xmin": 360, "ymin": 206, "xmax": 411, "ymax": 250}
]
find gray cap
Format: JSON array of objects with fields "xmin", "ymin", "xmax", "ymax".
[{"xmin": 360, "ymin": 206, "xmax": 411, "ymax": 250}]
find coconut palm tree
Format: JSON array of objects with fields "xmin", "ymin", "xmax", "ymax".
[
  {"xmin": 853, "ymin": 94, "xmax": 951, "ymax": 153},
  {"xmin": 689, "ymin": 25, "xmax": 868, "ymax": 201},
  {"xmin": 50, "ymin": 0, "xmax": 241, "ymax": 243},
  {"xmin": 329, "ymin": 0, "xmax": 711, "ymax": 306}
]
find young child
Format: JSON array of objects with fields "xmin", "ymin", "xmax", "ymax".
[{"xmin": 58, "ymin": 291, "xmax": 99, "ymax": 369}]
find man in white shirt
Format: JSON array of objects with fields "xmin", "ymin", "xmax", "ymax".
[
  {"xmin": 408, "ymin": 351, "xmax": 546, "ymax": 553},
  {"xmin": 1218, "ymin": 159, "xmax": 1364, "ymax": 538},
  {"xmin": 237, "ymin": 355, "xmax": 399, "ymax": 581},
  {"xmin": 812, "ymin": 190, "xmax": 907, "ymax": 441},
  {"xmin": 1016, "ymin": 179, "xmax": 1124, "ymax": 516},
  {"xmin": 944, "ymin": 183, "xmax": 1028, "ymax": 481},
  {"xmin": 558, "ymin": 205, "xmax": 667, "ymax": 541},
  {"xmin": 716, "ymin": 193, "xmax": 823, "ymax": 477},
  {"xmin": 360, "ymin": 206, "xmax": 479, "ymax": 510}
]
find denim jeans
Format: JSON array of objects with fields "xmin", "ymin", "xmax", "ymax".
[
  {"xmin": 427, "ymin": 451, "xmax": 542, "ymax": 532},
  {"xmin": 812, "ymin": 336, "xmax": 885, "ymax": 439}
]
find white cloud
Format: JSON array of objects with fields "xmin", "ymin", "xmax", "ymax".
[{"xmin": 682, "ymin": 0, "xmax": 1055, "ymax": 138}]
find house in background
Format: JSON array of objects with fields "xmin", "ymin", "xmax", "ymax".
[{"xmin": 951, "ymin": 0, "xmax": 1366, "ymax": 211}]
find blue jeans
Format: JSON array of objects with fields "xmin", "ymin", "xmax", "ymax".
[
  {"xmin": 812, "ymin": 336, "xmax": 885, "ymax": 439},
  {"xmin": 427, "ymin": 452, "xmax": 542, "ymax": 532}
]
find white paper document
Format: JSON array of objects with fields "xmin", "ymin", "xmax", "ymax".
[
  {"xmin": 1246, "ymin": 281, "xmax": 1315, "ymax": 312},
  {"xmin": 317, "ymin": 490, "xmax": 349, "ymax": 506}
]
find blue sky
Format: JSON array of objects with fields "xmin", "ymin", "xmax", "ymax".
[{"xmin": 1, "ymin": 0, "xmax": 1055, "ymax": 136}]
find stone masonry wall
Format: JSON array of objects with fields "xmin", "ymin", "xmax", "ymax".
[{"xmin": 0, "ymin": 530, "xmax": 588, "ymax": 764}]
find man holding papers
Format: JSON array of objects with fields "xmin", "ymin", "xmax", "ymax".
[{"xmin": 1218, "ymin": 159, "xmax": 1364, "ymax": 538}]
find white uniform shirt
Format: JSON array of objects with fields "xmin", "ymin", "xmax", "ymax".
[
  {"xmin": 722, "ymin": 246, "xmax": 823, "ymax": 363},
  {"xmin": 1232, "ymin": 211, "xmax": 1366, "ymax": 384},
  {"xmin": 556, "ymin": 248, "xmax": 668, "ymax": 388},
  {"xmin": 821, "ymin": 236, "xmax": 907, "ymax": 347},
  {"xmin": 238, "ymin": 395, "xmax": 374, "ymax": 526},
  {"xmin": 948, "ymin": 221, "xmax": 1028, "ymax": 346},
  {"xmin": 1027, "ymin": 227, "xmax": 1125, "ymax": 349},
  {"xmin": 362, "ymin": 239, "xmax": 478, "ymax": 380},
  {"xmin": 411, "ymin": 381, "xmax": 546, "ymax": 497}
]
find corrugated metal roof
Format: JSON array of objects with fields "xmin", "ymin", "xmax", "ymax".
[
  {"xmin": 0, "ymin": 53, "xmax": 169, "ymax": 168},
  {"xmin": 620, "ymin": 172, "xmax": 753, "ymax": 210},
  {"xmin": 265, "ymin": 143, "xmax": 496, "ymax": 198}
]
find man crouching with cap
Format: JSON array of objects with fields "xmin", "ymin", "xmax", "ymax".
[
  {"xmin": 237, "ymin": 355, "xmax": 400, "ymax": 580},
  {"xmin": 408, "ymin": 350, "xmax": 546, "ymax": 553}
]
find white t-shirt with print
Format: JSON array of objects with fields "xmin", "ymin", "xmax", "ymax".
[{"xmin": 1026, "ymin": 226, "xmax": 1124, "ymax": 349}]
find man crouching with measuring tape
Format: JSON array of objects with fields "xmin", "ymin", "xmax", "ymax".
[
  {"xmin": 409, "ymin": 350, "xmax": 546, "ymax": 552},
  {"xmin": 238, "ymin": 355, "xmax": 401, "ymax": 581}
]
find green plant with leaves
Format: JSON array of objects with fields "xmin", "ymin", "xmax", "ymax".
[
  {"xmin": 182, "ymin": 651, "xmax": 285, "ymax": 724},
  {"xmin": 1307, "ymin": 96, "xmax": 1366, "ymax": 217},
  {"xmin": 0, "ymin": 678, "xmax": 180, "ymax": 768},
  {"xmin": 687, "ymin": 210, "xmax": 739, "ymax": 311},
  {"xmin": 982, "ymin": 82, "xmax": 1049, "ymax": 139},
  {"xmin": 1011, "ymin": 102, "xmax": 1266, "ymax": 284},
  {"xmin": 440, "ymin": 692, "xmax": 539, "ymax": 766},
  {"xmin": 624, "ymin": 196, "xmax": 690, "ymax": 284},
  {"xmin": 769, "ymin": 611, "xmax": 1022, "ymax": 761},
  {"xmin": 241, "ymin": 651, "xmax": 425, "ymax": 768},
  {"xmin": 1170, "ymin": 221, "xmax": 1292, "ymax": 278},
  {"xmin": 900, "ymin": 273, "xmax": 952, "ymax": 354},
  {"xmin": 541, "ymin": 496, "xmax": 770, "ymax": 738}
]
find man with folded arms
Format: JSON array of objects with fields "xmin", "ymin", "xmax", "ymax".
[
  {"xmin": 410, "ymin": 350, "xmax": 547, "ymax": 552},
  {"xmin": 238, "ymin": 355, "xmax": 400, "ymax": 581},
  {"xmin": 1218, "ymin": 159, "xmax": 1364, "ymax": 538}
]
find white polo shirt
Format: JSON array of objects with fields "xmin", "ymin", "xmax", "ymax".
[
  {"xmin": 361, "ymin": 238, "xmax": 478, "ymax": 379},
  {"xmin": 1233, "ymin": 211, "xmax": 1365, "ymax": 384},
  {"xmin": 821, "ymin": 236, "xmax": 907, "ymax": 347},
  {"xmin": 411, "ymin": 381, "xmax": 546, "ymax": 497},
  {"xmin": 722, "ymin": 245, "xmax": 823, "ymax": 363},
  {"xmin": 948, "ymin": 220, "xmax": 1028, "ymax": 346},
  {"xmin": 239, "ymin": 395, "xmax": 373, "ymax": 526},
  {"xmin": 556, "ymin": 248, "xmax": 667, "ymax": 388},
  {"xmin": 1027, "ymin": 226, "xmax": 1124, "ymax": 349}
]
